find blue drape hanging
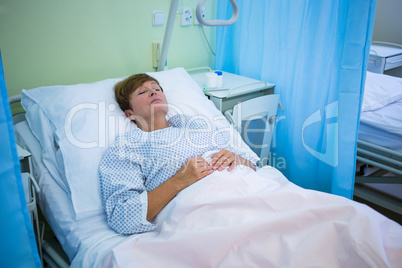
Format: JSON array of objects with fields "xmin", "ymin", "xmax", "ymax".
[
  {"xmin": 215, "ymin": 0, "xmax": 376, "ymax": 198},
  {"xmin": 0, "ymin": 52, "xmax": 41, "ymax": 267}
]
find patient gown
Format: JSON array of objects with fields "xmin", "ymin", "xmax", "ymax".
[{"xmin": 99, "ymin": 114, "xmax": 256, "ymax": 234}]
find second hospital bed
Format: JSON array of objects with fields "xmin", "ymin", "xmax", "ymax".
[
  {"xmin": 13, "ymin": 67, "xmax": 402, "ymax": 267},
  {"xmin": 355, "ymin": 71, "xmax": 402, "ymax": 218}
]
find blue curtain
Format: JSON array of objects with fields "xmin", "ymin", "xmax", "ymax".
[
  {"xmin": 0, "ymin": 52, "xmax": 41, "ymax": 267},
  {"xmin": 215, "ymin": 0, "xmax": 376, "ymax": 198}
]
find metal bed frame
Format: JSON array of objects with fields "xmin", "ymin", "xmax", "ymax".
[{"xmin": 355, "ymin": 139, "xmax": 402, "ymax": 216}]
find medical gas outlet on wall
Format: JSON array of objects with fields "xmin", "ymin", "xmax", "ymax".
[
  {"xmin": 181, "ymin": 8, "xmax": 192, "ymax": 26},
  {"xmin": 193, "ymin": 7, "xmax": 205, "ymax": 25}
]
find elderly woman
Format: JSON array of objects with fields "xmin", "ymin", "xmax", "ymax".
[{"xmin": 99, "ymin": 73, "xmax": 256, "ymax": 235}]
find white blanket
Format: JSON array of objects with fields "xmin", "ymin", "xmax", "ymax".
[{"xmin": 103, "ymin": 164, "xmax": 401, "ymax": 267}]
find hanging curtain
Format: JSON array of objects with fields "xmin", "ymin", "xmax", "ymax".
[
  {"xmin": 0, "ymin": 52, "xmax": 41, "ymax": 267},
  {"xmin": 215, "ymin": 0, "xmax": 376, "ymax": 198}
]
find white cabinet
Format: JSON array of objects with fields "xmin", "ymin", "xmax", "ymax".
[{"xmin": 189, "ymin": 68, "xmax": 275, "ymax": 113}]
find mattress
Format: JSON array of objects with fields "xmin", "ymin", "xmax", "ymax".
[{"xmin": 358, "ymin": 98, "xmax": 402, "ymax": 153}]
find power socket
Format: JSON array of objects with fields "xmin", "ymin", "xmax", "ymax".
[{"xmin": 181, "ymin": 7, "xmax": 192, "ymax": 26}]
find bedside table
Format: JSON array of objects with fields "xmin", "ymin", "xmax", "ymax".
[
  {"xmin": 189, "ymin": 68, "xmax": 275, "ymax": 113},
  {"xmin": 17, "ymin": 144, "xmax": 42, "ymax": 263}
]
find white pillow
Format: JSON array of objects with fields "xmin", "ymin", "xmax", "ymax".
[
  {"xmin": 22, "ymin": 77, "xmax": 130, "ymax": 219},
  {"xmin": 22, "ymin": 67, "xmax": 257, "ymax": 220},
  {"xmin": 362, "ymin": 71, "xmax": 402, "ymax": 112}
]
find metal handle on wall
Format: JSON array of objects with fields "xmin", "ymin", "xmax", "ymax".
[{"xmin": 196, "ymin": 0, "xmax": 239, "ymax": 26}]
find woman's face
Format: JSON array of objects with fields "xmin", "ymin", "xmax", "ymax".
[{"xmin": 124, "ymin": 80, "xmax": 168, "ymax": 122}]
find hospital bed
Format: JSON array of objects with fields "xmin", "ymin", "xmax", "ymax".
[
  {"xmin": 11, "ymin": 68, "xmax": 402, "ymax": 267},
  {"xmin": 355, "ymin": 71, "xmax": 402, "ymax": 218}
]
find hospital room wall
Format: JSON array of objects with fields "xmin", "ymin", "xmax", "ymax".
[
  {"xmin": 0, "ymin": 0, "xmax": 216, "ymax": 105},
  {"xmin": 371, "ymin": 0, "xmax": 402, "ymax": 77}
]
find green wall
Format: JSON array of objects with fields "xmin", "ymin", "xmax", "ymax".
[{"xmin": 0, "ymin": 0, "xmax": 216, "ymax": 100}]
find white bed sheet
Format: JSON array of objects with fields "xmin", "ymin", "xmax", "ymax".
[
  {"xmin": 70, "ymin": 164, "xmax": 402, "ymax": 267},
  {"xmin": 101, "ymin": 159, "xmax": 401, "ymax": 268},
  {"xmin": 359, "ymin": 98, "xmax": 402, "ymax": 152}
]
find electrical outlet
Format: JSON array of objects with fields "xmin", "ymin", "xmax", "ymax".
[
  {"xmin": 194, "ymin": 7, "xmax": 205, "ymax": 25},
  {"xmin": 181, "ymin": 7, "xmax": 192, "ymax": 26}
]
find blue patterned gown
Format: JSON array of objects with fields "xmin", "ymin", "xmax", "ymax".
[{"xmin": 99, "ymin": 114, "xmax": 256, "ymax": 234}]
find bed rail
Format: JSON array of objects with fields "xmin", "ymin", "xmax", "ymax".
[
  {"xmin": 356, "ymin": 140, "xmax": 402, "ymax": 179},
  {"xmin": 9, "ymin": 94, "xmax": 22, "ymax": 104},
  {"xmin": 371, "ymin": 41, "xmax": 402, "ymax": 49}
]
